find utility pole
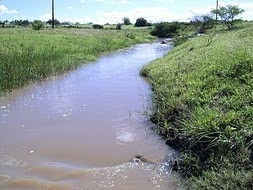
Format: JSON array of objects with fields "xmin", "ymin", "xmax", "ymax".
[
  {"xmin": 216, "ymin": 0, "xmax": 219, "ymax": 21},
  {"xmin": 52, "ymin": 0, "xmax": 55, "ymax": 29}
]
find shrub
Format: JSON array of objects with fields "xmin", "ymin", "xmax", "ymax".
[
  {"xmin": 135, "ymin": 18, "xmax": 147, "ymax": 27},
  {"xmin": 151, "ymin": 22, "xmax": 185, "ymax": 38},
  {"xmin": 122, "ymin": 17, "xmax": 131, "ymax": 25},
  {"xmin": 92, "ymin": 24, "xmax": 104, "ymax": 29},
  {"xmin": 191, "ymin": 14, "xmax": 216, "ymax": 33},
  {"xmin": 116, "ymin": 23, "xmax": 122, "ymax": 30},
  {"xmin": 32, "ymin": 20, "xmax": 44, "ymax": 30},
  {"xmin": 146, "ymin": 22, "xmax": 152, "ymax": 27},
  {"xmin": 46, "ymin": 19, "xmax": 61, "ymax": 26},
  {"xmin": 126, "ymin": 33, "xmax": 135, "ymax": 39}
]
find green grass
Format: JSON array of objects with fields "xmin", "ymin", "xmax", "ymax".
[
  {"xmin": 141, "ymin": 23, "xmax": 253, "ymax": 189},
  {"xmin": 0, "ymin": 27, "xmax": 154, "ymax": 92}
]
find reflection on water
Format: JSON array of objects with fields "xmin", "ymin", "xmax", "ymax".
[{"xmin": 0, "ymin": 41, "xmax": 184, "ymax": 189}]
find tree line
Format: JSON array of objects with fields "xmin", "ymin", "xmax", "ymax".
[{"xmin": 0, "ymin": 4, "xmax": 245, "ymax": 31}]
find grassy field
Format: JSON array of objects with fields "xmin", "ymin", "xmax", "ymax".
[
  {"xmin": 0, "ymin": 27, "xmax": 154, "ymax": 92},
  {"xmin": 141, "ymin": 22, "xmax": 253, "ymax": 189}
]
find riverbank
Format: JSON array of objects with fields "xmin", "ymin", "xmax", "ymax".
[
  {"xmin": 141, "ymin": 23, "xmax": 253, "ymax": 188},
  {"xmin": 0, "ymin": 28, "xmax": 154, "ymax": 92}
]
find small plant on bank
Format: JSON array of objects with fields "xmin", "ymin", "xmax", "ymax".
[{"xmin": 32, "ymin": 20, "xmax": 44, "ymax": 30}]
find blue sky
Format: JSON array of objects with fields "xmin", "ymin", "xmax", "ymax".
[{"xmin": 0, "ymin": 0, "xmax": 252, "ymax": 23}]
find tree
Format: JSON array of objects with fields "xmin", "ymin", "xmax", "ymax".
[
  {"xmin": 211, "ymin": 5, "xmax": 244, "ymax": 30},
  {"xmin": 21, "ymin": 20, "xmax": 30, "ymax": 26},
  {"xmin": 92, "ymin": 24, "xmax": 103, "ymax": 29},
  {"xmin": 32, "ymin": 20, "xmax": 44, "ymax": 30},
  {"xmin": 122, "ymin": 17, "xmax": 131, "ymax": 25},
  {"xmin": 61, "ymin": 21, "xmax": 70, "ymax": 25},
  {"xmin": 151, "ymin": 22, "xmax": 184, "ymax": 38},
  {"xmin": 116, "ymin": 23, "xmax": 122, "ymax": 30},
  {"xmin": 135, "ymin": 18, "xmax": 147, "ymax": 27},
  {"xmin": 191, "ymin": 14, "xmax": 215, "ymax": 33},
  {"xmin": 46, "ymin": 19, "xmax": 60, "ymax": 25}
]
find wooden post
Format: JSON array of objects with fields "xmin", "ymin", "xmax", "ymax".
[
  {"xmin": 216, "ymin": 0, "xmax": 219, "ymax": 21},
  {"xmin": 52, "ymin": 0, "xmax": 55, "ymax": 29}
]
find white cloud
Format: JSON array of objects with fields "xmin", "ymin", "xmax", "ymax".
[
  {"xmin": 38, "ymin": 13, "xmax": 51, "ymax": 21},
  {"xmin": 38, "ymin": 1, "xmax": 253, "ymax": 24},
  {"xmin": 96, "ymin": 7, "xmax": 191, "ymax": 24},
  {"xmin": 0, "ymin": 5, "xmax": 18, "ymax": 14}
]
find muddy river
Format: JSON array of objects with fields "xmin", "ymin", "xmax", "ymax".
[{"xmin": 0, "ymin": 41, "xmax": 183, "ymax": 190}]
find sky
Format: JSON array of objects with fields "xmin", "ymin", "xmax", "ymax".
[{"xmin": 0, "ymin": 0, "xmax": 252, "ymax": 24}]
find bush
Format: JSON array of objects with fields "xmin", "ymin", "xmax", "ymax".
[
  {"xmin": 151, "ymin": 22, "xmax": 185, "ymax": 38},
  {"xmin": 122, "ymin": 17, "xmax": 131, "ymax": 25},
  {"xmin": 32, "ymin": 20, "xmax": 44, "ymax": 30},
  {"xmin": 146, "ymin": 22, "xmax": 152, "ymax": 27},
  {"xmin": 191, "ymin": 14, "xmax": 216, "ymax": 33},
  {"xmin": 46, "ymin": 19, "xmax": 61, "ymax": 26},
  {"xmin": 92, "ymin": 24, "xmax": 104, "ymax": 29},
  {"xmin": 116, "ymin": 23, "xmax": 122, "ymax": 30},
  {"xmin": 135, "ymin": 18, "xmax": 147, "ymax": 27}
]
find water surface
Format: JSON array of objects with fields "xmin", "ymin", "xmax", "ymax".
[{"xmin": 0, "ymin": 41, "xmax": 182, "ymax": 189}]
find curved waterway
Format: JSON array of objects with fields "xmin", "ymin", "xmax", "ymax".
[{"xmin": 0, "ymin": 41, "xmax": 183, "ymax": 190}]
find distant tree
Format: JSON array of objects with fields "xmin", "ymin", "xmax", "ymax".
[
  {"xmin": 9, "ymin": 20, "xmax": 30, "ymax": 27},
  {"xmin": 32, "ymin": 20, "xmax": 44, "ymax": 30},
  {"xmin": 151, "ymin": 22, "xmax": 185, "ymax": 38},
  {"xmin": 21, "ymin": 20, "xmax": 30, "ymax": 26},
  {"xmin": 122, "ymin": 17, "xmax": 131, "ymax": 25},
  {"xmin": 146, "ymin": 22, "xmax": 152, "ymax": 26},
  {"xmin": 46, "ymin": 19, "xmax": 61, "ymax": 25},
  {"xmin": 211, "ymin": 5, "xmax": 244, "ymax": 30},
  {"xmin": 191, "ymin": 14, "xmax": 216, "ymax": 33},
  {"xmin": 0, "ymin": 20, "xmax": 4, "ymax": 28},
  {"xmin": 135, "ymin": 18, "xmax": 147, "ymax": 27},
  {"xmin": 92, "ymin": 24, "xmax": 103, "ymax": 29},
  {"xmin": 116, "ymin": 23, "xmax": 122, "ymax": 30},
  {"xmin": 61, "ymin": 21, "xmax": 70, "ymax": 25}
]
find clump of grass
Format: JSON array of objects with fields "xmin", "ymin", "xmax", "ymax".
[
  {"xmin": 0, "ymin": 28, "xmax": 154, "ymax": 92},
  {"xmin": 142, "ymin": 23, "xmax": 253, "ymax": 188}
]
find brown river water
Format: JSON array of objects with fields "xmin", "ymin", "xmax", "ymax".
[{"xmin": 0, "ymin": 41, "xmax": 183, "ymax": 190}]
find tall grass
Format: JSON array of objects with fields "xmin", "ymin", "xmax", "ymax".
[
  {"xmin": 141, "ymin": 23, "xmax": 253, "ymax": 188},
  {"xmin": 0, "ymin": 28, "xmax": 154, "ymax": 92}
]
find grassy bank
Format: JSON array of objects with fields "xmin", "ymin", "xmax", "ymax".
[
  {"xmin": 142, "ymin": 23, "xmax": 253, "ymax": 189},
  {"xmin": 0, "ymin": 28, "xmax": 154, "ymax": 92}
]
